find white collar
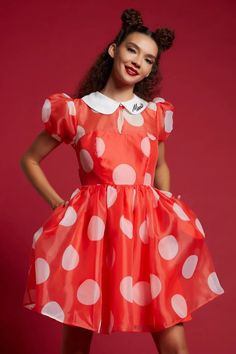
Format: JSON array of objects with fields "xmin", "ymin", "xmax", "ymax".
[{"xmin": 81, "ymin": 91, "xmax": 149, "ymax": 115}]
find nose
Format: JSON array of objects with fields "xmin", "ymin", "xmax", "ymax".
[
  {"xmin": 132, "ymin": 54, "xmax": 142, "ymax": 68},
  {"xmin": 132, "ymin": 62, "xmax": 140, "ymax": 69}
]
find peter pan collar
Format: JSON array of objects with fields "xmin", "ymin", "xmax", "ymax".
[{"xmin": 81, "ymin": 91, "xmax": 149, "ymax": 115}]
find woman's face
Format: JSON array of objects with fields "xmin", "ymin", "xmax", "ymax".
[{"xmin": 108, "ymin": 32, "xmax": 158, "ymax": 87}]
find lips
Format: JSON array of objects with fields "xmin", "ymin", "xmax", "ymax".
[{"xmin": 125, "ymin": 66, "xmax": 138, "ymax": 76}]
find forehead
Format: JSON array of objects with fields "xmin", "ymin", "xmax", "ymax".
[{"xmin": 123, "ymin": 32, "xmax": 158, "ymax": 55}]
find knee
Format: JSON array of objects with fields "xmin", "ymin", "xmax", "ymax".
[{"xmin": 152, "ymin": 322, "xmax": 190, "ymax": 354}]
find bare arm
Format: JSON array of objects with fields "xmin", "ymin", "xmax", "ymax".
[
  {"xmin": 154, "ymin": 141, "xmax": 171, "ymax": 191},
  {"xmin": 19, "ymin": 130, "xmax": 67, "ymax": 210}
]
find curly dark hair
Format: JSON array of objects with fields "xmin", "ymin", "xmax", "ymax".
[{"xmin": 71, "ymin": 8, "xmax": 175, "ymax": 101}]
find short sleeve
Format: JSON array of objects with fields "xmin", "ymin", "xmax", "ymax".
[
  {"xmin": 153, "ymin": 97, "xmax": 174, "ymax": 142},
  {"xmin": 41, "ymin": 92, "xmax": 78, "ymax": 144}
]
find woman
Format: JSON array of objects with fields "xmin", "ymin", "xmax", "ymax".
[{"xmin": 20, "ymin": 8, "xmax": 224, "ymax": 354}]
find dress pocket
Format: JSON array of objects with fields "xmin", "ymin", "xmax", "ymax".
[{"xmin": 52, "ymin": 200, "xmax": 69, "ymax": 212}]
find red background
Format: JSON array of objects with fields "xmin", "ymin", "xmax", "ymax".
[{"xmin": 1, "ymin": 0, "xmax": 235, "ymax": 353}]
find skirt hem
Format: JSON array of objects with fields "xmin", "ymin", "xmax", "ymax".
[{"xmin": 23, "ymin": 290, "xmax": 223, "ymax": 335}]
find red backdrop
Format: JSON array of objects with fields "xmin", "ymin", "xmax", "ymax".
[{"xmin": 1, "ymin": 0, "xmax": 234, "ymax": 353}]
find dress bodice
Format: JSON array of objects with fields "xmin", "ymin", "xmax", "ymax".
[{"xmin": 41, "ymin": 91, "xmax": 174, "ymax": 186}]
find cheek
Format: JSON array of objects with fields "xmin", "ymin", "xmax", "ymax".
[
  {"xmin": 118, "ymin": 49, "xmax": 131, "ymax": 63},
  {"xmin": 113, "ymin": 59, "xmax": 123, "ymax": 71}
]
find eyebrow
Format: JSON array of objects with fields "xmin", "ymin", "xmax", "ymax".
[{"xmin": 126, "ymin": 41, "xmax": 157, "ymax": 60}]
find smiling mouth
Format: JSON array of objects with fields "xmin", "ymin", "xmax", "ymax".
[{"xmin": 125, "ymin": 66, "xmax": 139, "ymax": 76}]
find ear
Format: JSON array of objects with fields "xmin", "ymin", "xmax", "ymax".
[{"xmin": 108, "ymin": 43, "xmax": 116, "ymax": 58}]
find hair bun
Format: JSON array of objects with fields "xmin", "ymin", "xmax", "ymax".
[
  {"xmin": 121, "ymin": 8, "xmax": 143, "ymax": 29},
  {"xmin": 154, "ymin": 28, "xmax": 175, "ymax": 51}
]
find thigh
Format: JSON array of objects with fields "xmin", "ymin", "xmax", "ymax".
[
  {"xmin": 151, "ymin": 323, "xmax": 190, "ymax": 354},
  {"xmin": 60, "ymin": 323, "xmax": 94, "ymax": 354}
]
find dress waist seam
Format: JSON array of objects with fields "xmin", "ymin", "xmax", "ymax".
[{"xmin": 79, "ymin": 183, "xmax": 155, "ymax": 188}]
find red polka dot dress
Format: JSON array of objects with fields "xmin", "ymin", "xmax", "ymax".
[{"xmin": 23, "ymin": 91, "xmax": 224, "ymax": 334}]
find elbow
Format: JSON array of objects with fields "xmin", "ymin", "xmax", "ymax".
[
  {"xmin": 155, "ymin": 159, "xmax": 169, "ymax": 171},
  {"xmin": 19, "ymin": 149, "xmax": 30, "ymax": 164},
  {"xmin": 19, "ymin": 153, "xmax": 29, "ymax": 171},
  {"xmin": 19, "ymin": 153, "xmax": 26, "ymax": 166},
  {"xmin": 19, "ymin": 151, "xmax": 36, "ymax": 170}
]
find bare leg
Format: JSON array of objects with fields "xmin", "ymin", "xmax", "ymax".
[
  {"xmin": 60, "ymin": 323, "xmax": 94, "ymax": 354},
  {"xmin": 151, "ymin": 322, "xmax": 190, "ymax": 354}
]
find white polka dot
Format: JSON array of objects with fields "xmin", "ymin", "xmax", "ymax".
[
  {"xmin": 164, "ymin": 110, "xmax": 173, "ymax": 133},
  {"xmin": 106, "ymin": 247, "xmax": 115, "ymax": 269},
  {"xmin": 153, "ymin": 97, "xmax": 165, "ymax": 104},
  {"xmin": 107, "ymin": 186, "xmax": 117, "ymax": 208},
  {"xmin": 139, "ymin": 219, "xmax": 149, "ymax": 244},
  {"xmin": 207, "ymin": 272, "xmax": 224, "ymax": 294},
  {"xmin": 144, "ymin": 172, "xmax": 152, "ymax": 185},
  {"xmin": 41, "ymin": 301, "xmax": 65, "ymax": 322},
  {"xmin": 195, "ymin": 218, "xmax": 205, "ymax": 237},
  {"xmin": 147, "ymin": 132, "xmax": 157, "ymax": 140},
  {"xmin": 120, "ymin": 276, "xmax": 133, "ymax": 303},
  {"xmin": 123, "ymin": 111, "xmax": 144, "ymax": 127},
  {"xmin": 141, "ymin": 137, "xmax": 150, "ymax": 157},
  {"xmin": 67, "ymin": 101, "xmax": 76, "ymax": 115},
  {"xmin": 35, "ymin": 258, "xmax": 50, "ymax": 284},
  {"xmin": 182, "ymin": 255, "xmax": 198, "ymax": 279},
  {"xmin": 70, "ymin": 187, "xmax": 80, "ymax": 199},
  {"xmin": 77, "ymin": 279, "xmax": 100, "ymax": 305},
  {"xmin": 59, "ymin": 206, "xmax": 77, "ymax": 226},
  {"xmin": 173, "ymin": 203, "xmax": 190, "ymax": 221},
  {"xmin": 120, "ymin": 215, "xmax": 133, "ymax": 239},
  {"xmin": 158, "ymin": 235, "xmax": 179, "ymax": 260},
  {"xmin": 79, "ymin": 149, "xmax": 94, "ymax": 173},
  {"xmin": 87, "ymin": 215, "xmax": 105, "ymax": 240},
  {"xmin": 96, "ymin": 137, "xmax": 106, "ymax": 157},
  {"xmin": 159, "ymin": 189, "xmax": 173, "ymax": 198},
  {"xmin": 112, "ymin": 164, "xmax": 136, "ymax": 184},
  {"xmin": 150, "ymin": 187, "xmax": 160, "ymax": 207},
  {"xmin": 74, "ymin": 125, "xmax": 85, "ymax": 144},
  {"xmin": 150, "ymin": 274, "xmax": 162, "ymax": 298},
  {"xmin": 147, "ymin": 102, "xmax": 156, "ymax": 111},
  {"xmin": 62, "ymin": 245, "xmax": 80, "ymax": 270},
  {"xmin": 133, "ymin": 281, "xmax": 152, "ymax": 306},
  {"xmin": 42, "ymin": 99, "xmax": 51, "ymax": 122},
  {"xmin": 171, "ymin": 294, "xmax": 188, "ymax": 318},
  {"xmin": 32, "ymin": 226, "xmax": 43, "ymax": 248}
]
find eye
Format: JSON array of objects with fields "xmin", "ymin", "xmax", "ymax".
[
  {"xmin": 127, "ymin": 47, "xmax": 136, "ymax": 53},
  {"xmin": 127, "ymin": 47, "xmax": 153, "ymax": 64}
]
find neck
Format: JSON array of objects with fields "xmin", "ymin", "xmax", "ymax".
[{"xmin": 100, "ymin": 76, "xmax": 135, "ymax": 102}]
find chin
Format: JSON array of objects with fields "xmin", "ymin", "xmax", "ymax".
[
  {"xmin": 123, "ymin": 71, "xmax": 139, "ymax": 83},
  {"xmin": 113, "ymin": 66, "xmax": 137, "ymax": 85}
]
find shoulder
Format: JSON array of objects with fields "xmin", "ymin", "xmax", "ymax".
[
  {"xmin": 147, "ymin": 96, "xmax": 174, "ymax": 142},
  {"xmin": 42, "ymin": 93, "xmax": 78, "ymax": 122},
  {"xmin": 146, "ymin": 96, "xmax": 175, "ymax": 113},
  {"xmin": 41, "ymin": 92, "xmax": 80, "ymax": 144}
]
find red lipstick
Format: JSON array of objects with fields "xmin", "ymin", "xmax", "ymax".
[{"xmin": 125, "ymin": 66, "xmax": 138, "ymax": 76}]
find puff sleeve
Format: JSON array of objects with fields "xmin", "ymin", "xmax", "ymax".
[
  {"xmin": 153, "ymin": 97, "xmax": 174, "ymax": 142},
  {"xmin": 41, "ymin": 93, "xmax": 78, "ymax": 144}
]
